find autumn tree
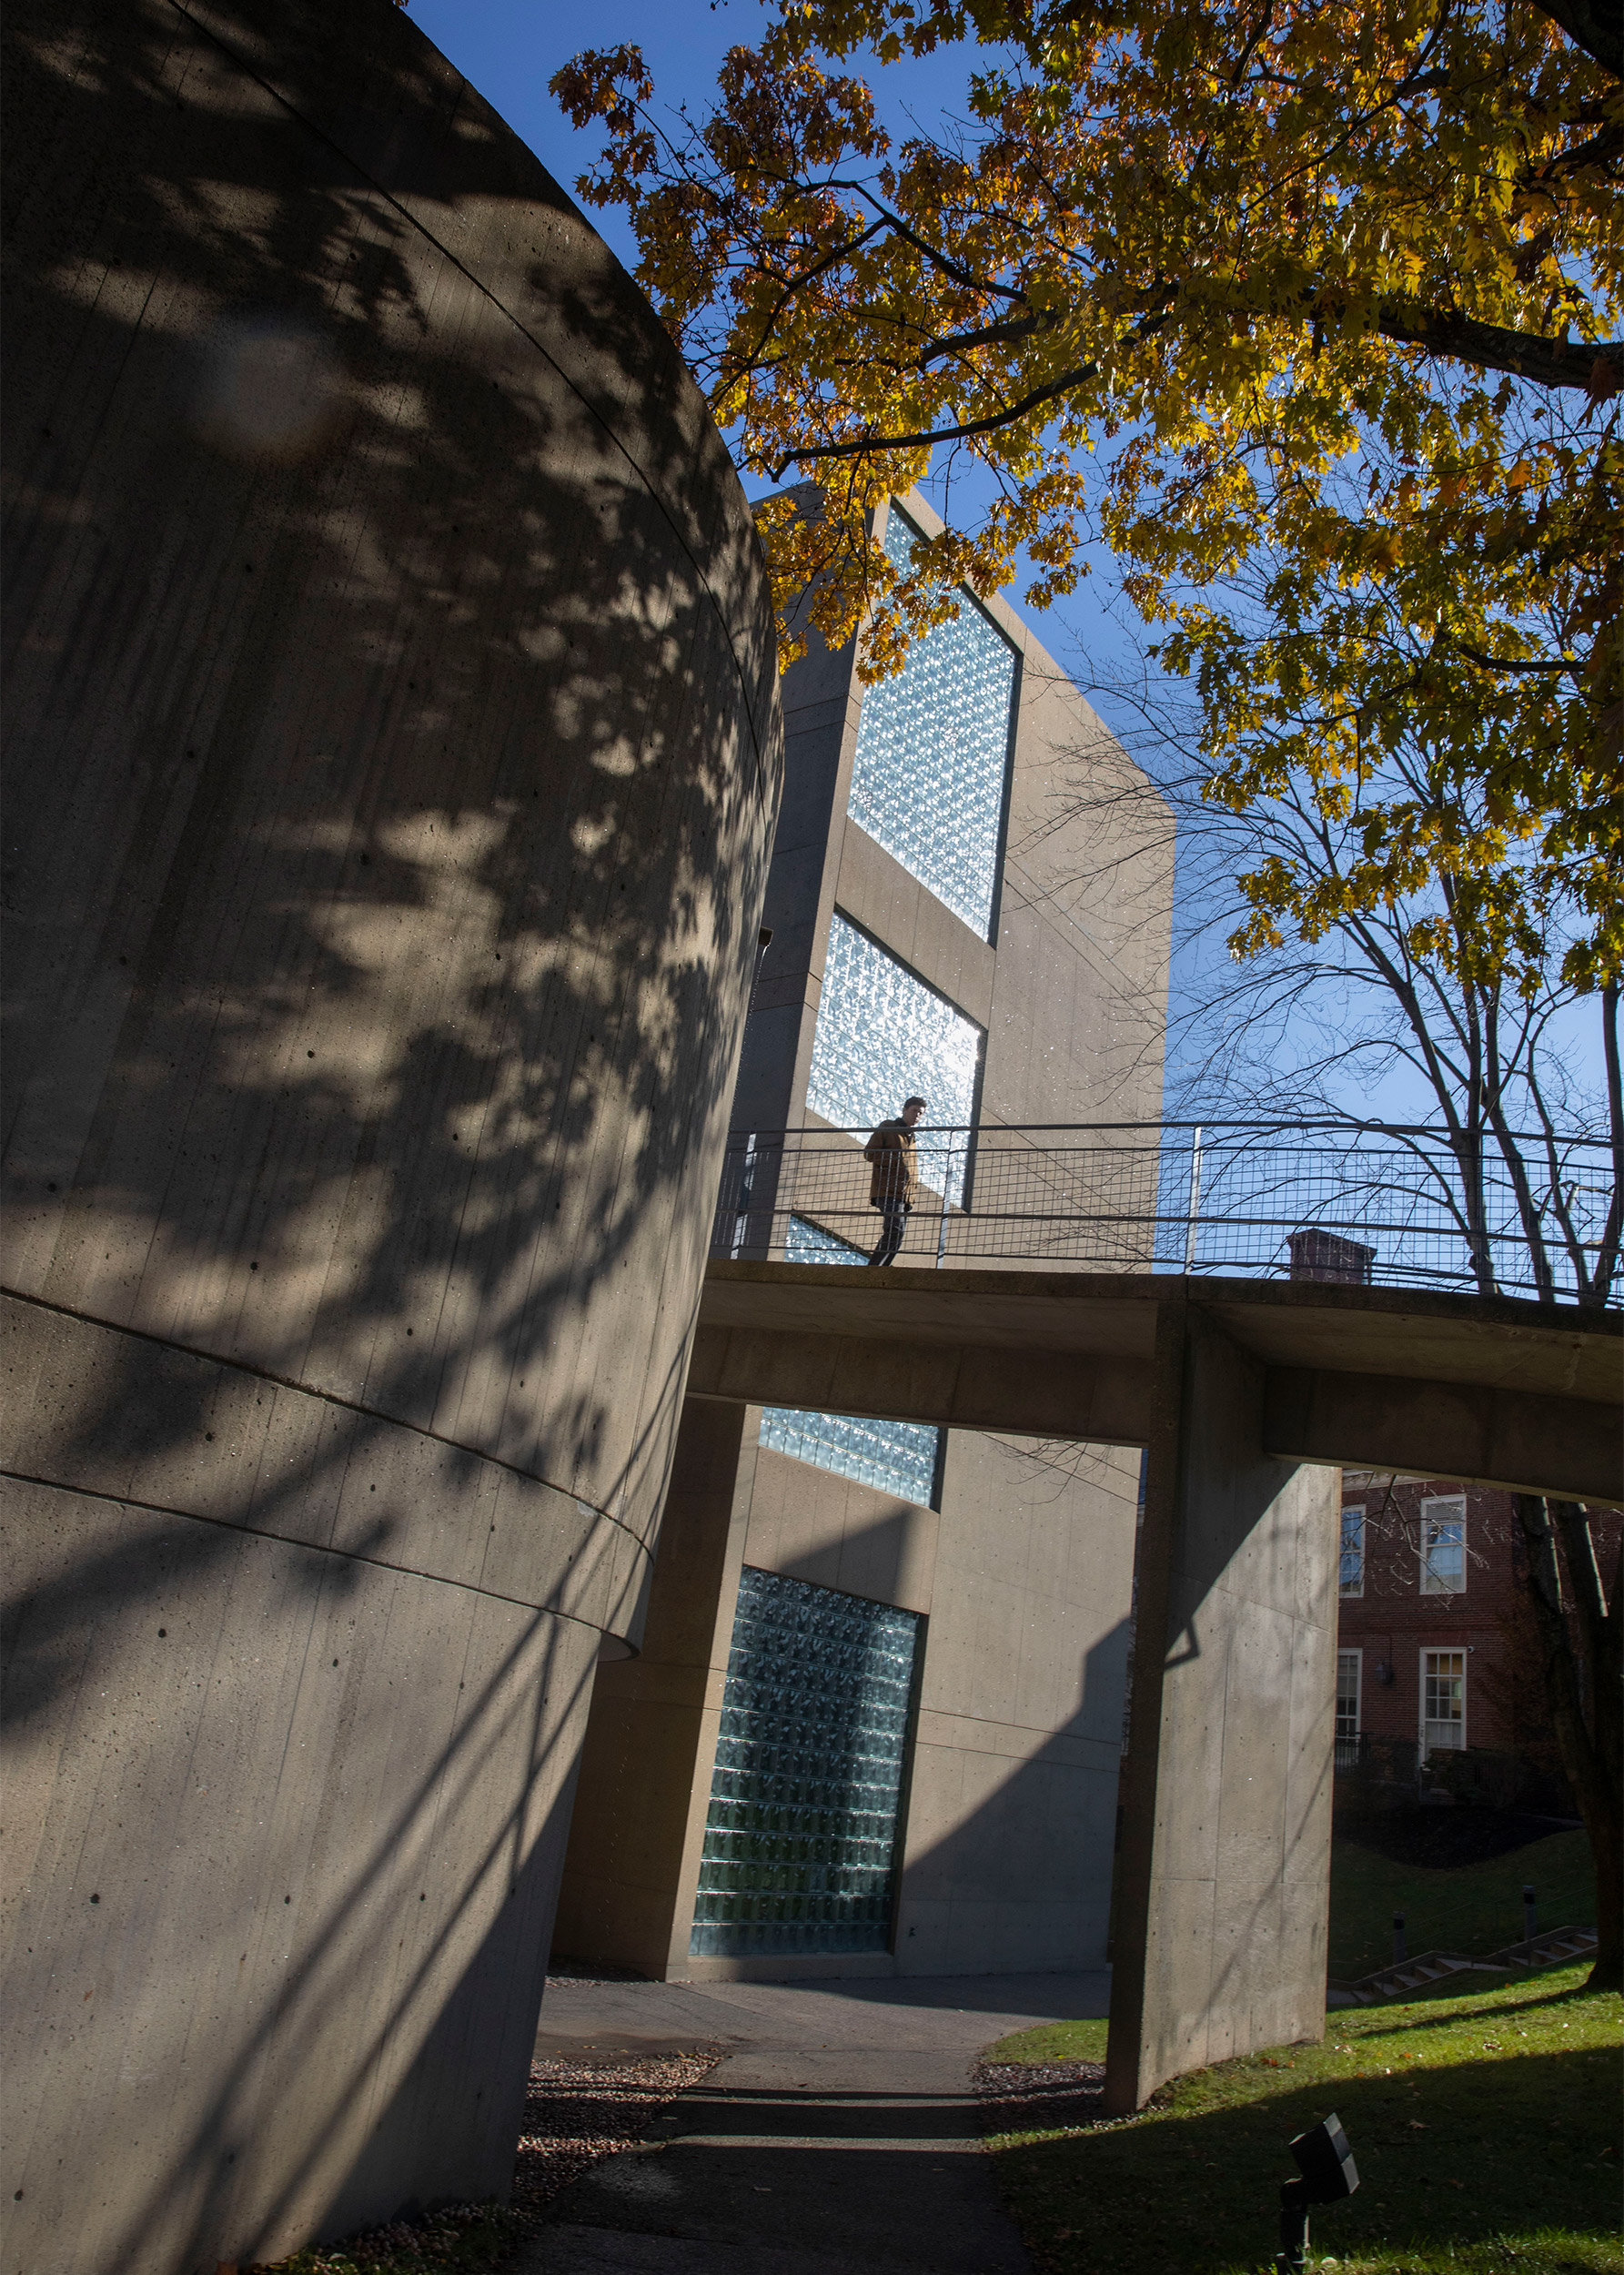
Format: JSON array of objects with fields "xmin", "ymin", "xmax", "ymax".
[
  {"xmin": 1059, "ymin": 621, "xmax": 1622, "ymax": 1979},
  {"xmin": 555, "ymin": 0, "xmax": 1623, "ymax": 993}
]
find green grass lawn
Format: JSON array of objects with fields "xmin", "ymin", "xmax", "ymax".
[
  {"xmin": 984, "ymin": 1964, "xmax": 1622, "ymax": 2275},
  {"xmin": 1329, "ymin": 1828, "xmax": 1597, "ymax": 1981}
]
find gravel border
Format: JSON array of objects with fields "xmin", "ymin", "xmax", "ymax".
[
  {"xmin": 511, "ymin": 2045, "xmax": 721, "ymax": 2217},
  {"xmin": 974, "ymin": 2057, "xmax": 1106, "ymax": 2139},
  {"xmin": 246, "ymin": 2046, "xmax": 721, "ymax": 2270}
]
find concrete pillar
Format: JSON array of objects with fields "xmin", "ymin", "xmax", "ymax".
[
  {"xmin": 0, "ymin": 0, "xmax": 781, "ymax": 2266},
  {"xmin": 1106, "ymin": 1303, "xmax": 1339, "ymax": 2112},
  {"xmin": 552, "ymin": 1400, "xmax": 759, "ymax": 1977}
]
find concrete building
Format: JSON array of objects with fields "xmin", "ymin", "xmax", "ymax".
[
  {"xmin": 554, "ymin": 490, "xmax": 1173, "ymax": 1982},
  {"xmin": 0, "ymin": 1, "xmax": 779, "ymax": 2268}
]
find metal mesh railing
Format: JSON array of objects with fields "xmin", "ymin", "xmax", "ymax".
[{"xmin": 710, "ymin": 1121, "xmax": 1619, "ymax": 1306}]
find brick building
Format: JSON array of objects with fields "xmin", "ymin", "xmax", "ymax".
[{"xmin": 1336, "ymin": 1473, "xmax": 1619, "ymax": 1795}]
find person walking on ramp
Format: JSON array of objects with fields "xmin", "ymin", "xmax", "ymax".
[{"xmin": 864, "ymin": 1096, "xmax": 925, "ymax": 1266}]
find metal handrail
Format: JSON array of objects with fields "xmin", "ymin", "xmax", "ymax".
[{"xmin": 709, "ymin": 1119, "xmax": 1619, "ymax": 1307}]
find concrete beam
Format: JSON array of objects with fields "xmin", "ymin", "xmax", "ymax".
[
  {"xmin": 696, "ymin": 1264, "xmax": 1621, "ymax": 1501},
  {"xmin": 1264, "ymin": 1369, "xmax": 1623, "ymax": 1505},
  {"xmin": 686, "ymin": 1322, "xmax": 1155, "ymax": 1443}
]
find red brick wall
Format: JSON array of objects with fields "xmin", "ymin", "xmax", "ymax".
[{"xmin": 1335, "ymin": 1480, "xmax": 1621, "ymax": 1765}]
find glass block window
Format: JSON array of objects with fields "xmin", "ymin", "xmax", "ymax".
[
  {"xmin": 690, "ymin": 1567, "xmax": 921, "ymax": 1958},
  {"xmin": 848, "ymin": 508, "xmax": 1017, "ymax": 939},
  {"xmin": 759, "ymin": 1218, "xmax": 943, "ymax": 1504},
  {"xmin": 806, "ymin": 914, "xmax": 981, "ymax": 1205},
  {"xmin": 1421, "ymin": 1648, "xmax": 1466, "ymax": 1752},
  {"xmin": 760, "ymin": 1407, "xmax": 941, "ymax": 1507},
  {"xmin": 1419, "ymin": 1495, "xmax": 1466, "ymax": 1594},
  {"xmin": 1339, "ymin": 1506, "xmax": 1366, "ymax": 1597},
  {"xmin": 786, "ymin": 1214, "xmax": 866, "ymax": 1267}
]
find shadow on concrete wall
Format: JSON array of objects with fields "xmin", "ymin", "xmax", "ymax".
[
  {"xmin": 2, "ymin": 0, "xmax": 779, "ymax": 2264},
  {"xmin": 4, "ymin": 0, "xmax": 773, "ymax": 1485},
  {"xmin": 893, "ymin": 1613, "xmax": 1134, "ymax": 1968}
]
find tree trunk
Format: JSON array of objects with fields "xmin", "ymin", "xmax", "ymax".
[{"xmin": 1513, "ymin": 1496, "xmax": 1622, "ymax": 1990}]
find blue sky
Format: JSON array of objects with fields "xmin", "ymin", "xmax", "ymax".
[
  {"xmin": 409, "ymin": 0, "xmax": 733, "ymax": 279},
  {"xmin": 409, "ymin": 1, "xmax": 982, "ymax": 284},
  {"xmin": 406, "ymin": 0, "xmax": 1136, "ymax": 669}
]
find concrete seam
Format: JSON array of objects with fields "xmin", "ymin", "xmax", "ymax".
[
  {"xmin": 0, "ymin": 1461, "xmax": 630, "ymax": 1626},
  {"xmin": 1, "ymin": 1284, "xmax": 647, "ymax": 1549},
  {"xmin": 162, "ymin": 0, "xmax": 778, "ymax": 784}
]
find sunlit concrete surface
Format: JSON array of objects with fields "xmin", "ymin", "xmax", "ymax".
[{"xmin": 0, "ymin": 0, "xmax": 781, "ymax": 2266}]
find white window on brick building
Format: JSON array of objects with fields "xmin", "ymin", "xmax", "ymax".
[
  {"xmin": 1419, "ymin": 1494, "xmax": 1467, "ymax": 1594},
  {"xmin": 1339, "ymin": 1506, "xmax": 1366, "ymax": 1597},
  {"xmin": 1421, "ymin": 1648, "xmax": 1467, "ymax": 1752},
  {"xmin": 1336, "ymin": 1650, "xmax": 1361, "ymax": 1755}
]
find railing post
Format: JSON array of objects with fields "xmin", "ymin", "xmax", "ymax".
[
  {"xmin": 1182, "ymin": 1124, "xmax": 1204, "ymax": 1275},
  {"xmin": 729, "ymin": 1131, "xmax": 756, "ymax": 1259},
  {"xmin": 936, "ymin": 1140, "xmax": 953, "ymax": 1269}
]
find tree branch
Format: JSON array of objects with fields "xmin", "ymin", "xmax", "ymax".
[
  {"xmin": 768, "ymin": 359, "xmax": 1102, "ymax": 474},
  {"xmin": 916, "ymin": 312, "xmax": 1054, "ymax": 368},
  {"xmin": 1533, "ymin": 0, "xmax": 1624, "ymax": 77},
  {"xmin": 769, "ymin": 290, "xmax": 1619, "ymax": 477},
  {"xmin": 1453, "ymin": 644, "xmax": 1582, "ymax": 676},
  {"xmin": 1377, "ymin": 303, "xmax": 1624, "ymax": 391}
]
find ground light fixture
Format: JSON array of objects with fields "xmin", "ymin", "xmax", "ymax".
[{"xmin": 1275, "ymin": 2113, "xmax": 1360, "ymax": 2272}]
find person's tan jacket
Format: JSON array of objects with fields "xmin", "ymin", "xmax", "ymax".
[{"xmin": 864, "ymin": 1118, "xmax": 919, "ymax": 1205}]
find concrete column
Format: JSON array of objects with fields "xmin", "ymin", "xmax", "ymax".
[
  {"xmin": 552, "ymin": 1400, "xmax": 759, "ymax": 1977},
  {"xmin": 1106, "ymin": 1302, "xmax": 1339, "ymax": 2112}
]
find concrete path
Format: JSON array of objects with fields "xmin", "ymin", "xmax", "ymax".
[{"xmin": 519, "ymin": 1970, "xmax": 1111, "ymax": 2275}]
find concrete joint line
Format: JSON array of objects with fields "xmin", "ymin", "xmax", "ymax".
[
  {"xmin": 1, "ymin": 1285, "xmax": 644, "ymax": 1549},
  {"xmin": 0, "ymin": 1462, "xmax": 613, "ymax": 1626}
]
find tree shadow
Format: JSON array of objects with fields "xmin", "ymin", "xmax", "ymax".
[
  {"xmin": 991, "ymin": 2045, "xmax": 1621, "ymax": 2273},
  {"xmin": 2, "ymin": 0, "xmax": 780, "ymax": 2265}
]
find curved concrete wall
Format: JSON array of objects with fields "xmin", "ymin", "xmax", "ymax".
[{"xmin": 0, "ymin": 0, "xmax": 781, "ymax": 2266}]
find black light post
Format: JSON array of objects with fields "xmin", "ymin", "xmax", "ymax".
[
  {"xmin": 1392, "ymin": 1910, "xmax": 1407, "ymax": 1964},
  {"xmin": 1275, "ymin": 2114, "xmax": 1360, "ymax": 2273},
  {"xmin": 1523, "ymin": 1884, "xmax": 1538, "ymax": 1942}
]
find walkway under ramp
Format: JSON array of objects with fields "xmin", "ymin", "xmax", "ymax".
[
  {"xmin": 688, "ymin": 1265, "xmax": 1620, "ymax": 2114},
  {"xmin": 522, "ymin": 1973, "xmax": 1108, "ymax": 2273}
]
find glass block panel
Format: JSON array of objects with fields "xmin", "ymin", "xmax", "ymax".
[
  {"xmin": 846, "ymin": 508, "xmax": 1017, "ymax": 940},
  {"xmin": 806, "ymin": 914, "xmax": 980, "ymax": 1204},
  {"xmin": 786, "ymin": 1214, "xmax": 867, "ymax": 1266},
  {"xmin": 759, "ymin": 1406, "xmax": 941, "ymax": 1506},
  {"xmin": 759, "ymin": 1219, "xmax": 943, "ymax": 1504},
  {"xmin": 690, "ymin": 1568, "xmax": 921, "ymax": 1958}
]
